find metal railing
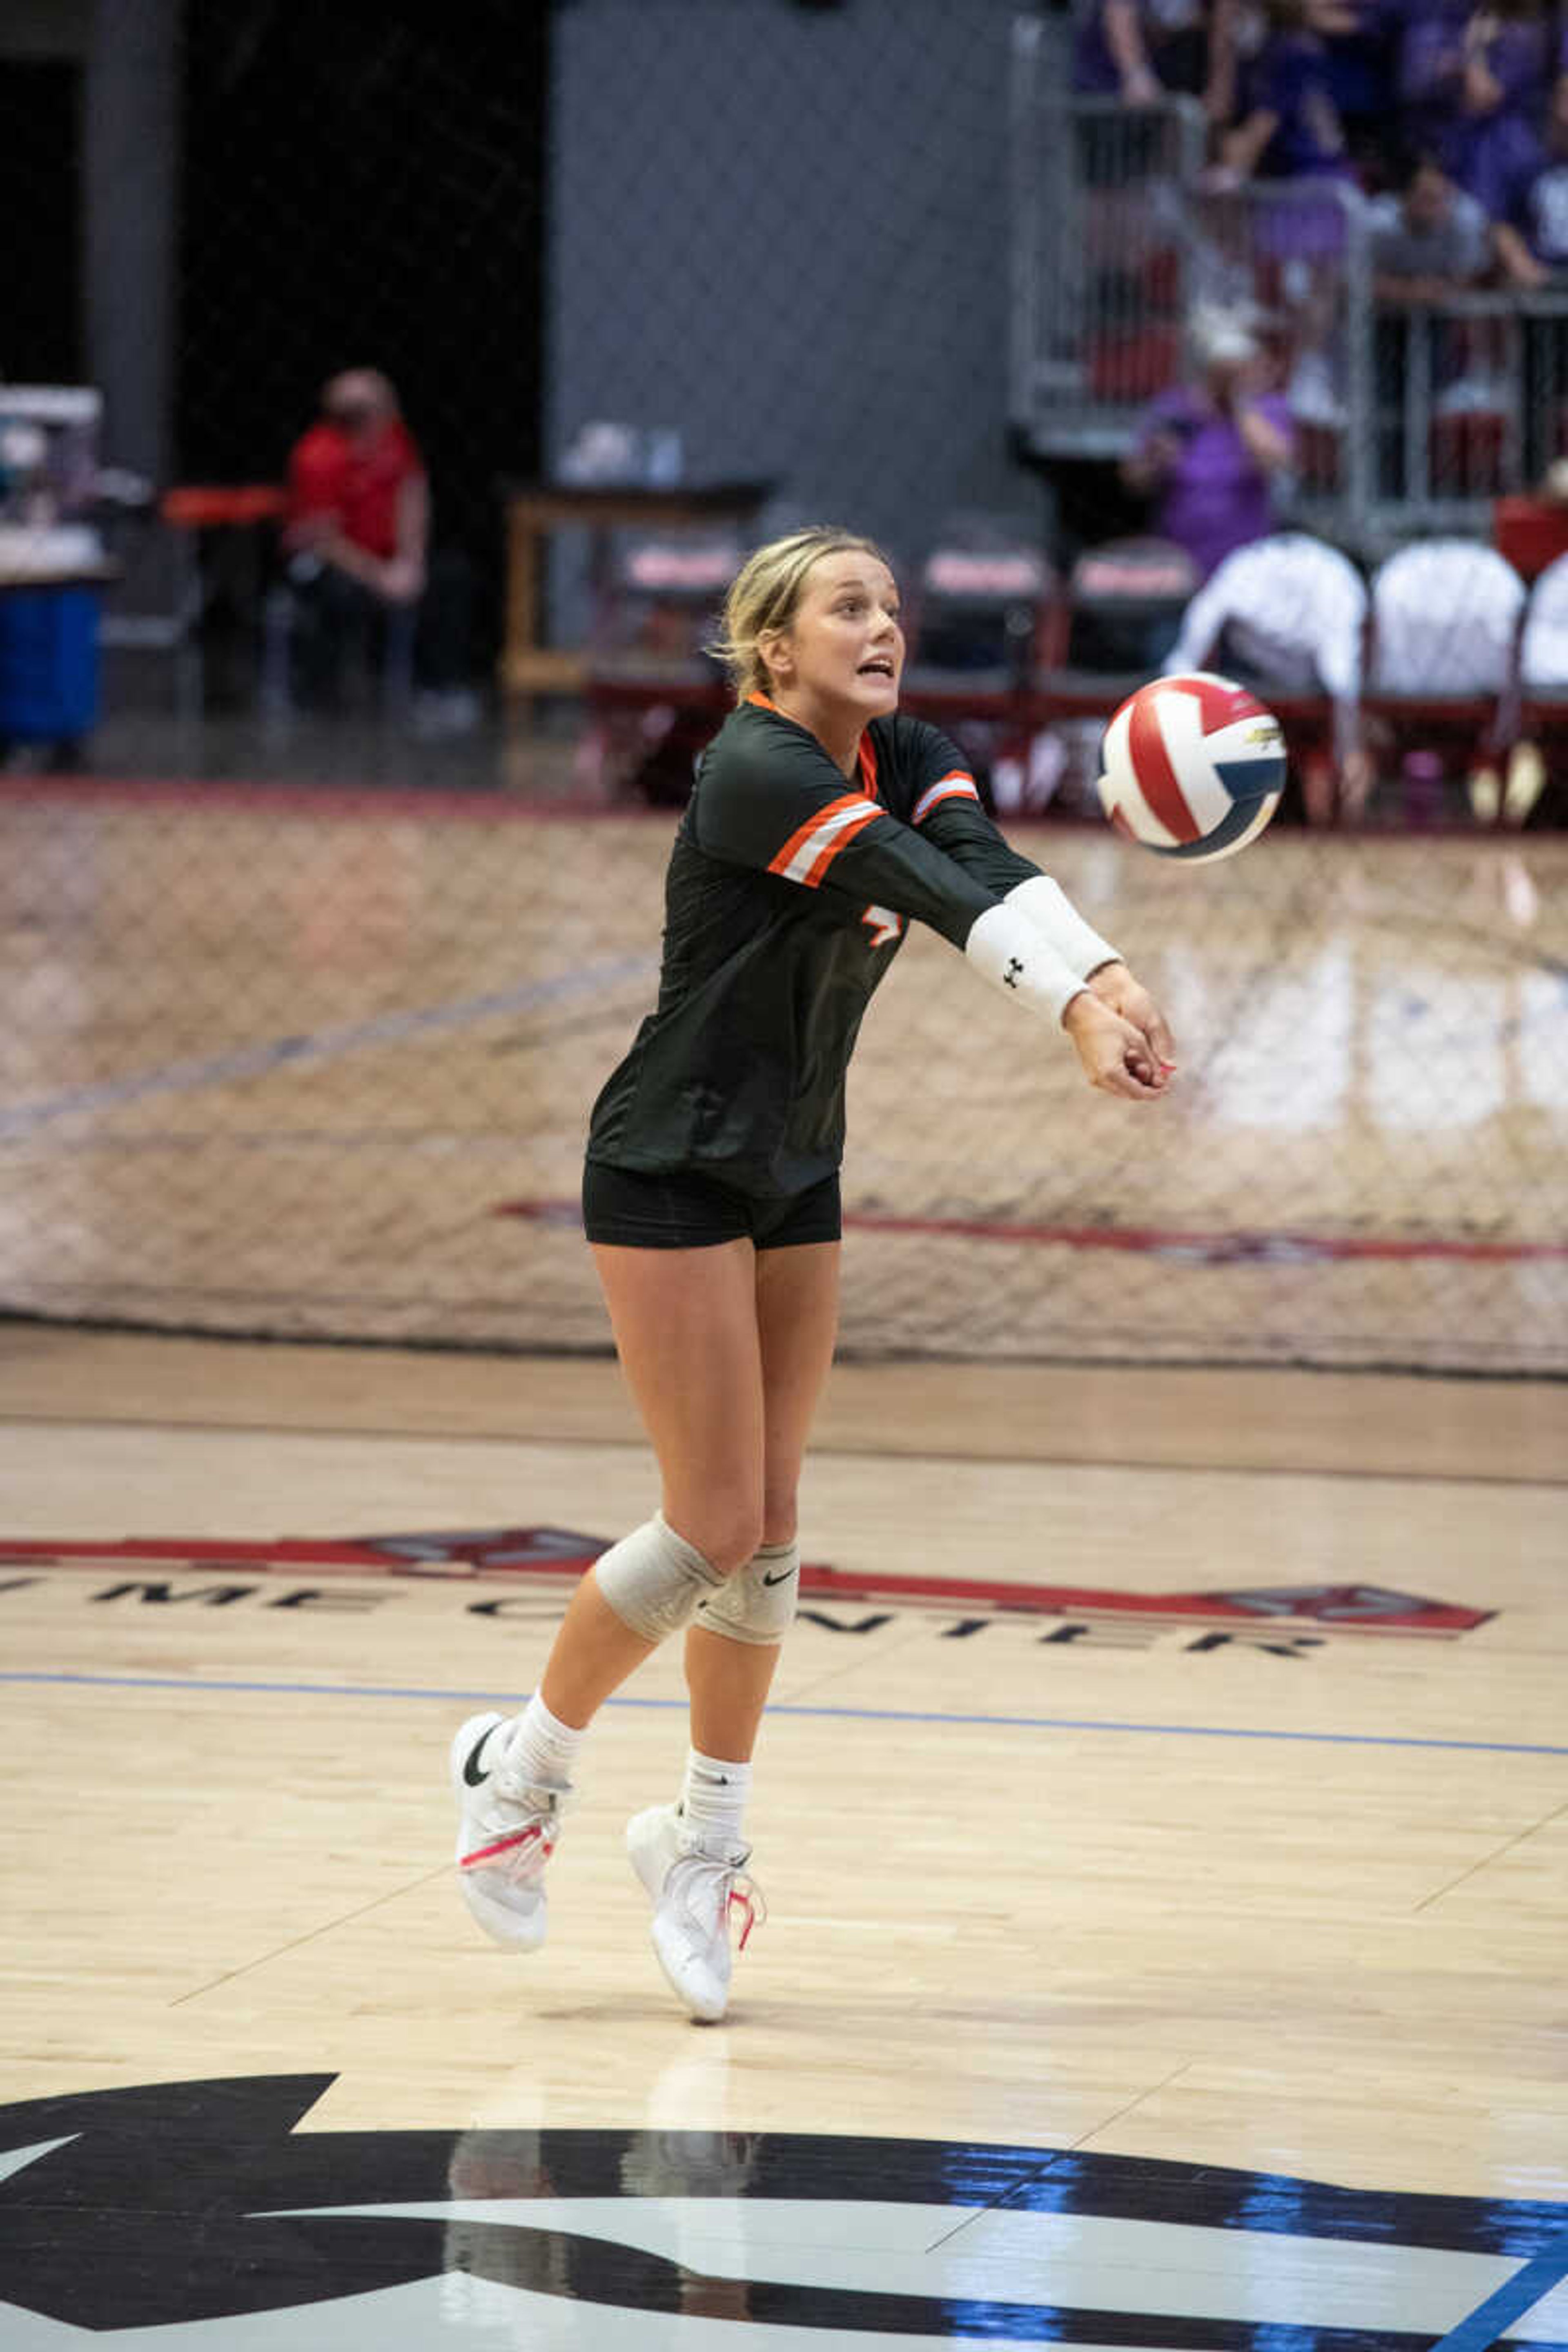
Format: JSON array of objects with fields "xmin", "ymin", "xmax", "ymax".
[
  {"xmin": 1010, "ymin": 34, "xmax": 1208, "ymax": 458},
  {"xmin": 1365, "ymin": 294, "xmax": 1568, "ymax": 530},
  {"xmin": 1009, "ymin": 24, "xmax": 1568, "ymax": 550}
]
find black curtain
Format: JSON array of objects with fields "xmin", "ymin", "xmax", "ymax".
[
  {"xmin": 0, "ymin": 61, "xmax": 85, "ymax": 385},
  {"xmin": 177, "ymin": 0, "xmax": 548, "ymax": 658}
]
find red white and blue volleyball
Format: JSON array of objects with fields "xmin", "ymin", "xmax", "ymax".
[{"xmin": 1097, "ymin": 672, "xmax": 1286, "ymax": 863}]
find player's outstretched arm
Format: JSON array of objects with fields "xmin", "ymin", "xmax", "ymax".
[
  {"xmin": 909, "ymin": 755, "xmax": 1173, "ymax": 1071},
  {"xmin": 961, "ymin": 905, "xmax": 1167, "ymax": 1101},
  {"xmin": 698, "ymin": 716, "xmax": 1172, "ymax": 1100},
  {"xmin": 696, "ymin": 721, "xmax": 996, "ymax": 947},
  {"xmin": 993, "ymin": 873, "xmax": 1177, "ymax": 1089}
]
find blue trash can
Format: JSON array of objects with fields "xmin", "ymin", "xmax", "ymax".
[{"xmin": 0, "ymin": 586, "xmax": 101, "ymax": 742}]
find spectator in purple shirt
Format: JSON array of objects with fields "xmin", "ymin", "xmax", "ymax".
[
  {"xmin": 1399, "ymin": 0, "xmax": 1480, "ymax": 149},
  {"xmin": 1222, "ymin": 0, "xmax": 1360, "ymax": 185},
  {"xmin": 1218, "ymin": 5, "xmax": 1363, "ymax": 426},
  {"xmin": 1452, "ymin": 5, "xmax": 1554, "ymax": 219},
  {"xmin": 1316, "ymin": 0, "xmax": 1398, "ymax": 164},
  {"xmin": 1072, "ymin": 0, "xmax": 1212, "ymax": 102},
  {"xmin": 1496, "ymin": 72, "xmax": 1568, "ymax": 285},
  {"xmin": 1120, "ymin": 306, "xmax": 1297, "ymax": 581},
  {"xmin": 1400, "ymin": 1, "xmax": 1553, "ymax": 213}
]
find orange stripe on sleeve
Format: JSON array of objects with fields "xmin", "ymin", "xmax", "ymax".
[
  {"xmin": 767, "ymin": 792, "xmax": 878, "ymax": 884},
  {"xmin": 911, "ymin": 771, "xmax": 980, "ymax": 824},
  {"xmin": 799, "ymin": 802, "xmax": 883, "ymax": 886}
]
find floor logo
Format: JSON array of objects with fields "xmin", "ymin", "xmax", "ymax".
[
  {"xmin": 0, "ymin": 2074, "xmax": 1564, "ymax": 2348},
  {"xmin": 0, "ymin": 1527, "xmax": 1493, "ymax": 1644}
]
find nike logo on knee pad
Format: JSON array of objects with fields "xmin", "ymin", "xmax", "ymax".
[{"xmin": 760, "ymin": 1566, "xmax": 797, "ymax": 1587}]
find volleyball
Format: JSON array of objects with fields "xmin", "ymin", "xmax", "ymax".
[{"xmin": 1096, "ymin": 672, "xmax": 1287, "ymax": 862}]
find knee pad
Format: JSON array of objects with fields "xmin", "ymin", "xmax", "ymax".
[
  {"xmin": 593, "ymin": 1514, "xmax": 724, "ymax": 1643},
  {"xmin": 693, "ymin": 1539, "xmax": 800, "ymax": 1647}
]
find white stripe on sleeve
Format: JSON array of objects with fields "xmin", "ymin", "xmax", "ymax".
[{"xmin": 911, "ymin": 772, "xmax": 981, "ymax": 825}]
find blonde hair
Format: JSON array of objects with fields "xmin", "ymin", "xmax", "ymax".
[{"xmin": 710, "ymin": 526, "xmax": 892, "ymax": 700}]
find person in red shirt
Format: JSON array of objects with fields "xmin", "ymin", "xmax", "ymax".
[{"xmin": 280, "ymin": 369, "xmax": 430, "ymax": 710}]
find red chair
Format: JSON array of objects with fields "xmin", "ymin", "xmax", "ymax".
[
  {"xmin": 578, "ymin": 531, "xmax": 739, "ymax": 801},
  {"xmin": 1295, "ymin": 422, "xmax": 1343, "ymax": 497},
  {"xmin": 899, "ymin": 529, "xmax": 1065, "ymax": 786},
  {"xmin": 1010, "ymin": 540, "xmax": 1200, "ymax": 812},
  {"xmin": 903, "ymin": 538, "xmax": 1063, "ymax": 711},
  {"xmin": 1429, "ymin": 409, "xmax": 1507, "ymax": 499},
  {"xmin": 1086, "ymin": 327, "xmax": 1183, "ymax": 405},
  {"xmin": 106, "ymin": 483, "xmax": 288, "ymax": 717},
  {"xmin": 1493, "ymin": 496, "xmax": 1568, "ymax": 586}
]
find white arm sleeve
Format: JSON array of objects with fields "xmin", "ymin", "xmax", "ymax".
[
  {"xmin": 1004, "ymin": 873, "xmax": 1120, "ymax": 979},
  {"xmin": 964, "ymin": 902, "xmax": 1089, "ymax": 1026}
]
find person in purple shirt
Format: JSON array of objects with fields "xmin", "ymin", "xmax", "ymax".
[
  {"xmin": 1316, "ymin": 0, "xmax": 1398, "ymax": 158},
  {"xmin": 1223, "ymin": 2, "xmax": 1359, "ymax": 185},
  {"xmin": 1400, "ymin": 0, "xmax": 1554, "ymax": 215},
  {"xmin": 1495, "ymin": 72, "xmax": 1568, "ymax": 284},
  {"xmin": 1072, "ymin": 0, "xmax": 1212, "ymax": 101},
  {"xmin": 1399, "ymin": 0, "xmax": 1477, "ymax": 150},
  {"xmin": 1215, "ymin": 4, "xmax": 1365, "ymax": 425},
  {"xmin": 1120, "ymin": 307, "xmax": 1297, "ymax": 581}
]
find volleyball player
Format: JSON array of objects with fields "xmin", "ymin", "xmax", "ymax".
[{"xmin": 452, "ymin": 527, "xmax": 1176, "ymax": 2022}]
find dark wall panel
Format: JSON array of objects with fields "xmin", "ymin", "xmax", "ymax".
[
  {"xmin": 177, "ymin": 0, "xmax": 547, "ymax": 616},
  {"xmin": 1, "ymin": 61, "xmax": 84, "ymax": 384}
]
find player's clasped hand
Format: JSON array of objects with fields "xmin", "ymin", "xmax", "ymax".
[{"xmin": 1062, "ymin": 962, "xmax": 1178, "ymax": 1102}]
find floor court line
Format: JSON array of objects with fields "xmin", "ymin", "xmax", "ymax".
[
  {"xmin": 4, "ymin": 1417, "xmax": 1564, "ymax": 1491},
  {"xmin": 1427, "ymin": 2230, "xmax": 1568, "ymax": 2351},
  {"xmin": 497, "ymin": 1193, "xmax": 1568, "ymax": 1267},
  {"xmin": 4, "ymin": 1671, "xmax": 1565, "ymax": 1759},
  {"xmin": 0, "ymin": 953, "xmax": 655, "ymax": 1143}
]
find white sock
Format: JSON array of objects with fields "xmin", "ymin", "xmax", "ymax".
[
  {"xmin": 679, "ymin": 1746, "xmax": 752, "ymax": 1860},
  {"xmin": 505, "ymin": 1691, "xmax": 583, "ymax": 1791}
]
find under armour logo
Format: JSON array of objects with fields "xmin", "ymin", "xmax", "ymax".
[{"xmin": 1004, "ymin": 957, "xmax": 1023, "ymax": 988}]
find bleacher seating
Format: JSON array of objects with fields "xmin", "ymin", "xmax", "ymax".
[{"xmin": 579, "ymin": 530, "xmax": 738, "ymax": 800}]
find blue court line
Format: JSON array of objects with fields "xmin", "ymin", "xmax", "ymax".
[
  {"xmin": 1428, "ymin": 2232, "xmax": 1568, "ymax": 2350},
  {"xmin": 0, "ymin": 953, "xmax": 654, "ymax": 1143},
  {"xmin": 2, "ymin": 1671, "xmax": 1566, "ymax": 1757}
]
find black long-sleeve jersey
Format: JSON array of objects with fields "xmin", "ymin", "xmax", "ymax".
[{"xmin": 584, "ymin": 693, "xmax": 1047, "ymax": 1197}]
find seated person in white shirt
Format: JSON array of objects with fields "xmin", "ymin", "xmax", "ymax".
[{"xmin": 1166, "ymin": 529, "xmax": 1370, "ymax": 823}]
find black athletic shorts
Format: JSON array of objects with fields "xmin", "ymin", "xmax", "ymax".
[{"xmin": 581, "ymin": 1159, "xmax": 842, "ymax": 1250}]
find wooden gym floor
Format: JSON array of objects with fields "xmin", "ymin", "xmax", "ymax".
[
  {"xmin": 2, "ymin": 771, "xmax": 1566, "ymax": 2340},
  {"xmin": 0, "ymin": 1327, "xmax": 1565, "ymax": 2348}
]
